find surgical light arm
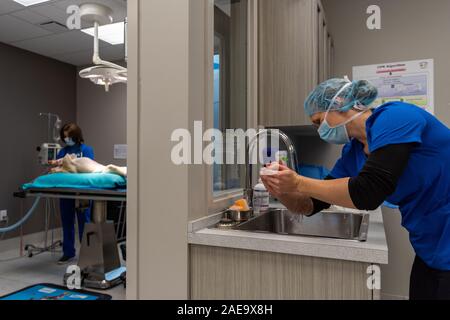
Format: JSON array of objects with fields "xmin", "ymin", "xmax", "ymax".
[
  {"xmin": 92, "ymin": 22, "xmax": 126, "ymax": 73},
  {"xmin": 79, "ymin": 3, "xmax": 128, "ymax": 93}
]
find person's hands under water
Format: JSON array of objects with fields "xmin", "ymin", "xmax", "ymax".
[
  {"xmin": 260, "ymin": 162, "xmax": 319, "ymax": 215},
  {"xmin": 260, "ymin": 162, "xmax": 302, "ymax": 197}
]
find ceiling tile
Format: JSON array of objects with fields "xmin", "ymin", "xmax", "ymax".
[
  {"xmin": 53, "ymin": 0, "xmax": 127, "ymax": 23},
  {"xmin": 0, "ymin": 15, "xmax": 52, "ymax": 43},
  {"xmin": 0, "ymin": 0, "xmax": 127, "ymax": 66},
  {"xmin": 29, "ymin": 3, "xmax": 69, "ymax": 26},
  {"xmin": 0, "ymin": 0, "xmax": 24, "ymax": 15},
  {"xmin": 11, "ymin": 8, "xmax": 49, "ymax": 25},
  {"xmin": 12, "ymin": 30, "xmax": 99, "ymax": 56},
  {"xmin": 39, "ymin": 21, "xmax": 68, "ymax": 33}
]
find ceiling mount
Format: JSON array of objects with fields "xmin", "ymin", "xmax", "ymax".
[{"xmin": 79, "ymin": 3, "xmax": 113, "ymax": 26}]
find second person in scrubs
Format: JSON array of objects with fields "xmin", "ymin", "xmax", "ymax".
[{"xmin": 56, "ymin": 123, "xmax": 94, "ymax": 264}]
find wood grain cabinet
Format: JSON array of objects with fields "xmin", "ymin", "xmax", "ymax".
[
  {"xmin": 190, "ymin": 245, "xmax": 379, "ymax": 300},
  {"xmin": 259, "ymin": 0, "xmax": 334, "ymax": 127}
]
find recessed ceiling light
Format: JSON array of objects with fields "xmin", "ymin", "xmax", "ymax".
[
  {"xmin": 13, "ymin": 0, "xmax": 51, "ymax": 6},
  {"xmin": 82, "ymin": 22, "xmax": 125, "ymax": 45}
]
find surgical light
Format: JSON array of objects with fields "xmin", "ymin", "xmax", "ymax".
[
  {"xmin": 78, "ymin": 3, "xmax": 127, "ymax": 92},
  {"xmin": 13, "ymin": 0, "xmax": 50, "ymax": 6},
  {"xmin": 79, "ymin": 65, "xmax": 127, "ymax": 92},
  {"xmin": 82, "ymin": 22, "xmax": 125, "ymax": 45}
]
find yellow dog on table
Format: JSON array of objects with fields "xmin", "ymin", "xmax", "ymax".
[{"xmin": 49, "ymin": 154, "xmax": 127, "ymax": 178}]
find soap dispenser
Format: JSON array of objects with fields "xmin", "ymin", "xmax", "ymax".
[{"xmin": 253, "ymin": 179, "xmax": 270, "ymax": 215}]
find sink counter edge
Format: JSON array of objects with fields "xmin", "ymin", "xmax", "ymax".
[{"xmin": 188, "ymin": 208, "xmax": 388, "ymax": 264}]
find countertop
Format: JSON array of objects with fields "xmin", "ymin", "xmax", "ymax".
[{"xmin": 188, "ymin": 205, "xmax": 388, "ymax": 264}]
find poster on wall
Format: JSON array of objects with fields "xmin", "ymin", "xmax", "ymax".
[{"xmin": 353, "ymin": 59, "xmax": 434, "ymax": 114}]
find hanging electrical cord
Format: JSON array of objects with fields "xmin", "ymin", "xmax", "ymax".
[{"xmin": 0, "ymin": 197, "xmax": 42, "ymax": 234}]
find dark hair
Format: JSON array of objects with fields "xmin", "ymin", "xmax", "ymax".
[{"xmin": 60, "ymin": 123, "xmax": 84, "ymax": 145}]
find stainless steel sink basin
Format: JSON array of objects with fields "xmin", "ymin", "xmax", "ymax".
[{"xmin": 233, "ymin": 209, "xmax": 369, "ymax": 241}]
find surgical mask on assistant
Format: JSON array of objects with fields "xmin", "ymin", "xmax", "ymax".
[
  {"xmin": 317, "ymin": 82, "xmax": 366, "ymax": 145},
  {"xmin": 64, "ymin": 137, "xmax": 76, "ymax": 147}
]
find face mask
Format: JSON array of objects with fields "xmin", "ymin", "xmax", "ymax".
[
  {"xmin": 318, "ymin": 111, "xmax": 365, "ymax": 145},
  {"xmin": 317, "ymin": 81, "xmax": 365, "ymax": 145},
  {"xmin": 64, "ymin": 137, "xmax": 76, "ymax": 147}
]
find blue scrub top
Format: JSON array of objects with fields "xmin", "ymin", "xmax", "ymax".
[
  {"xmin": 329, "ymin": 102, "xmax": 450, "ymax": 270},
  {"xmin": 57, "ymin": 144, "xmax": 94, "ymax": 160}
]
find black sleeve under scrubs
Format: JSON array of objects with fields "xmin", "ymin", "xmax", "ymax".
[{"xmin": 309, "ymin": 143, "xmax": 416, "ymax": 215}]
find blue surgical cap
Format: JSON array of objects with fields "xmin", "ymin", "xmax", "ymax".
[{"xmin": 304, "ymin": 78, "xmax": 379, "ymax": 117}]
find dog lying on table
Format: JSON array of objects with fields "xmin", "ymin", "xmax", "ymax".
[{"xmin": 48, "ymin": 154, "xmax": 127, "ymax": 178}]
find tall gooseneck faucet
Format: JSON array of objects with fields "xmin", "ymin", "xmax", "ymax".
[{"xmin": 245, "ymin": 129, "xmax": 299, "ymax": 207}]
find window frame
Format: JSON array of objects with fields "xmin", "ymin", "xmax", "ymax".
[{"xmin": 205, "ymin": 0, "xmax": 258, "ymax": 214}]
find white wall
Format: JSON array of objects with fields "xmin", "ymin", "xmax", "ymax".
[
  {"xmin": 322, "ymin": 0, "xmax": 450, "ymax": 299},
  {"xmin": 126, "ymin": 0, "xmax": 189, "ymax": 299}
]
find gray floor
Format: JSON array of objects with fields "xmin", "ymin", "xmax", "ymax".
[{"xmin": 0, "ymin": 237, "xmax": 126, "ymax": 300}]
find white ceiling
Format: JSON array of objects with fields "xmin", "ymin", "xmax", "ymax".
[{"xmin": 0, "ymin": 0, "xmax": 127, "ymax": 66}]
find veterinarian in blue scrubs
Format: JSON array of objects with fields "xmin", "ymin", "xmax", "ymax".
[
  {"xmin": 56, "ymin": 123, "xmax": 94, "ymax": 264},
  {"xmin": 261, "ymin": 78, "xmax": 450, "ymax": 300}
]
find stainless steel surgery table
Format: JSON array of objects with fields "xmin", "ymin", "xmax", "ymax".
[{"xmin": 14, "ymin": 188, "xmax": 127, "ymax": 290}]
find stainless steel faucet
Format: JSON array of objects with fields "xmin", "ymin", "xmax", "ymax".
[{"xmin": 245, "ymin": 129, "xmax": 299, "ymax": 207}]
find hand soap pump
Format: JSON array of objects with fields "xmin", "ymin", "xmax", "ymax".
[{"xmin": 253, "ymin": 179, "xmax": 269, "ymax": 215}]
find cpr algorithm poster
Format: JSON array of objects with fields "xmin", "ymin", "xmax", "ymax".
[{"xmin": 353, "ymin": 59, "xmax": 434, "ymax": 115}]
